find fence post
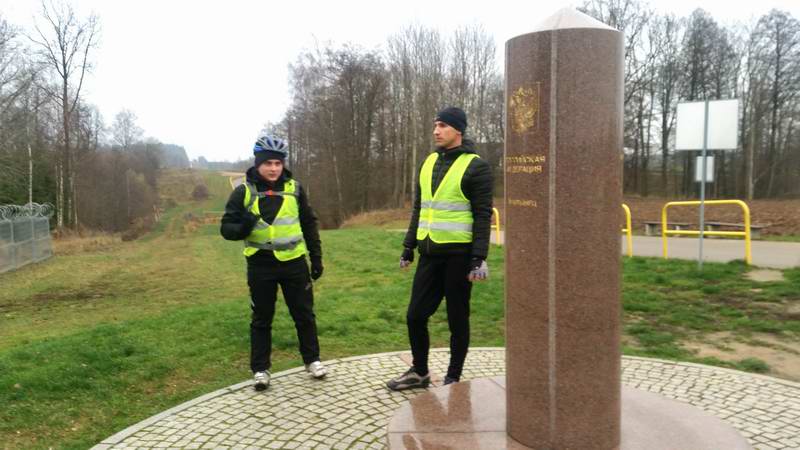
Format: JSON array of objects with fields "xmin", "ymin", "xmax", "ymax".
[
  {"xmin": 10, "ymin": 218, "xmax": 16, "ymax": 270},
  {"xmin": 491, "ymin": 207, "xmax": 501, "ymax": 244},
  {"xmin": 30, "ymin": 216, "xmax": 36, "ymax": 263},
  {"xmin": 621, "ymin": 204, "xmax": 633, "ymax": 257}
]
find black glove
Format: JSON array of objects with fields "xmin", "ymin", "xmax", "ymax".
[
  {"xmin": 468, "ymin": 257, "xmax": 489, "ymax": 281},
  {"xmin": 400, "ymin": 247, "xmax": 414, "ymax": 268},
  {"xmin": 241, "ymin": 211, "xmax": 260, "ymax": 235},
  {"xmin": 311, "ymin": 256, "xmax": 324, "ymax": 280}
]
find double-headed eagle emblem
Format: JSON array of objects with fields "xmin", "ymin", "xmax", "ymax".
[{"xmin": 509, "ymin": 85, "xmax": 540, "ymax": 134}]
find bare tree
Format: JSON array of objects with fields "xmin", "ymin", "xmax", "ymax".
[
  {"xmin": 408, "ymin": 26, "xmax": 446, "ymax": 205},
  {"xmin": 26, "ymin": 0, "xmax": 98, "ymax": 228},
  {"xmin": 386, "ymin": 25, "xmax": 448, "ymax": 207},
  {"xmin": 111, "ymin": 108, "xmax": 143, "ymax": 150},
  {"xmin": 387, "ymin": 28, "xmax": 417, "ymax": 205},
  {"xmin": 581, "ymin": 0, "xmax": 653, "ymax": 106},
  {"xmin": 649, "ymin": 14, "xmax": 684, "ymax": 196},
  {"xmin": 0, "ymin": 16, "xmax": 31, "ymax": 203},
  {"xmin": 676, "ymin": 9, "xmax": 725, "ymax": 196},
  {"xmin": 276, "ymin": 7, "xmax": 798, "ymax": 225},
  {"xmin": 447, "ymin": 25, "xmax": 497, "ymax": 147},
  {"xmin": 751, "ymin": 10, "xmax": 800, "ymax": 197},
  {"xmin": 0, "ymin": 17, "xmax": 34, "ymax": 117}
]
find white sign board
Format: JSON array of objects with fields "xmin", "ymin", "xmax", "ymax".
[
  {"xmin": 694, "ymin": 156, "xmax": 714, "ymax": 182},
  {"xmin": 675, "ymin": 99, "xmax": 739, "ymax": 150}
]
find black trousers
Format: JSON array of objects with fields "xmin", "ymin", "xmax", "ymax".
[
  {"xmin": 247, "ymin": 257, "xmax": 320, "ymax": 372},
  {"xmin": 407, "ymin": 253, "xmax": 472, "ymax": 379}
]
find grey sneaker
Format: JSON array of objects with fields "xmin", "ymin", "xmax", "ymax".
[
  {"xmin": 253, "ymin": 371, "xmax": 270, "ymax": 391},
  {"xmin": 386, "ymin": 368, "xmax": 430, "ymax": 391},
  {"xmin": 306, "ymin": 361, "xmax": 327, "ymax": 379}
]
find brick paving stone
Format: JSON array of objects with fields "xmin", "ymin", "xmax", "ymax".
[{"xmin": 94, "ymin": 348, "xmax": 800, "ymax": 450}]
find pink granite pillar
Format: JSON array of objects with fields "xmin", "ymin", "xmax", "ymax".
[{"xmin": 504, "ymin": 9, "xmax": 623, "ymax": 449}]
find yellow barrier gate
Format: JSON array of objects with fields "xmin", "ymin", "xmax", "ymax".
[
  {"xmin": 491, "ymin": 207, "xmax": 501, "ymax": 244},
  {"xmin": 622, "ymin": 204, "xmax": 632, "ymax": 257},
  {"xmin": 661, "ymin": 200, "xmax": 752, "ymax": 265},
  {"xmin": 491, "ymin": 205, "xmax": 630, "ymax": 252}
]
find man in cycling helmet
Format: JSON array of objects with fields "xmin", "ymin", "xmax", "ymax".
[{"xmin": 221, "ymin": 132, "xmax": 326, "ymax": 391}]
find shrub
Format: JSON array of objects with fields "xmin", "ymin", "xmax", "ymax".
[
  {"xmin": 191, "ymin": 184, "xmax": 209, "ymax": 200},
  {"xmin": 161, "ymin": 197, "xmax": 178, "ymax": 209}
]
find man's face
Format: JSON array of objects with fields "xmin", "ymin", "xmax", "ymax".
[
  {"xmin": 433, "ymin": 121, "xmax": 461, "ymax": 149},
  {"xmin": 257, "ymin": 159, "xmax": 283, "ymax": 182}
]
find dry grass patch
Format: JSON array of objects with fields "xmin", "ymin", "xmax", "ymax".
[
  {"xmin": 158, "ymin": 169, "xmax": 209, "ymax": 202},
  {"xmin": 52, "ymin": 232, "xmax": 121, "ymax": 256},
  {"xmin": 339, "ymin": 197, "xmax": 504, "ymax": 230},
  {"xmin": 340, "ymin": 208, "xmax": 409, "ymax": 229}
]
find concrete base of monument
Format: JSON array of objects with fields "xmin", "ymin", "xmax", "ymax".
[{"xmin": 386, "ymin": 377, "xmax": 752, "ymax": 450}]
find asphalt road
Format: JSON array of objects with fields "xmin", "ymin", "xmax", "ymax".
[{"xmin": 491, "ymin": 231, "xmax": 800, "ymax": 269}]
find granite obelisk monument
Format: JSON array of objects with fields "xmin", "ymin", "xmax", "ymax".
[
  {"xmin": 504, "ymin": 9, "xmax": 623, "ymax": 449},
  {"xmin": 386, "ymin": 8, "xmax": 752, "ymax": 450}
]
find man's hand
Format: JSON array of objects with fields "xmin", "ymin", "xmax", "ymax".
[
  {"xmin": 468, "ymin": 258, "xmax": 489, "ymax": 282},
  {"xmin": 241, "ymin": 212, "xmax": 261, "ymax": 235},
  {"xmin": 399, "ymin": 247, "xmax": 414, "ymax": 269},
  {"xmin": 311, "ymin": 257, "xmax": 324, "ymax": 280}
]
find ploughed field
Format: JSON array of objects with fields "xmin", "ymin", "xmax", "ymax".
[{"xmin": 622, "ymin": 197, "xmax": 800, "ymax": 237}]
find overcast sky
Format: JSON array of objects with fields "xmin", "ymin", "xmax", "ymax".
[{"xmin": 1, "ymin": 0, "xmax": 798, "ymax": 162}]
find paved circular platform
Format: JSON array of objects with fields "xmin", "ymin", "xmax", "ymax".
[
  {"xmin": 387, "ymin": 379, "xmax": 752, "ymax": 449},
  {"xmin": 93, "ymin": 348, "xmax": 800, "ymax": 450}
]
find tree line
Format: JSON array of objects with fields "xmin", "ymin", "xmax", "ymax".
[
  {"xmin": 2, "ymin": 0, "xmax": 798, "ymax": 232},
  {"xmin": 0, "ymin": 1, "xmax": 190, "ymax": 233},
  {"xmin": 270, "ymin": 1, "xmax": 799, "ymax": 227},
  {"xmin": 580, "ymin": 0, "xmax": 800, "ymax": 201},
  {"xmin": 270, "ymin": 25, "xmax": 504, "ymax": 227}
]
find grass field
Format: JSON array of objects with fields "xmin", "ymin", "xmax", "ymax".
[{"xmin": 1, "ymin": 169, "xmax": 798, "ymax": 449}]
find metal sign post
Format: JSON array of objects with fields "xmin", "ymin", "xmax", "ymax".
[
  {"xmin": 676, "ymin": 99, "xmax": 739, "ymax": 270},
  {"xmin": 698, "ymin": 101, "xmax": 709, "ymax": 270}
]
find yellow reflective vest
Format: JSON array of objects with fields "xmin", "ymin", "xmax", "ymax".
[
  {"xmin": 416, "ymin": 152, "xmax": 478, "ymax": 244},
  {"xmin": 242, "ymin": 179, "xmax": 307, "ymax": 261}
]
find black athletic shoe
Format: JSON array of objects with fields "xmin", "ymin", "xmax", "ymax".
[
  {"xmin": 443, "ymin": 376, "xmax": 459, "ymax": 385},
  {"xmin": 386, "ymin": 368, "xmax": 430, "ymax": 391}
]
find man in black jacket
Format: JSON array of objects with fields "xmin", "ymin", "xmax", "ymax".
[
  {"xmin": 220, "ymin": 133, "xmax": 326, "ymax": 391},
  {"xmin": 387, "ymin": 107, "xmax": 493, "ymax": 391}
]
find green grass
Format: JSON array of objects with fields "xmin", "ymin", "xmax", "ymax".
[
  {"xmin": 763, "ymin": 234, "xmax": 800, "ymax": 242},
  {"xmin": 1, "ymin": 169, "xmax": 798, "ymax": 448},
  {"xmin": 0, "ymin": 170, "xmax": 503, "ymax": 449},
  {"xmin": 621, "ymin": 256, "xmax": 800, "ymax": 363}
]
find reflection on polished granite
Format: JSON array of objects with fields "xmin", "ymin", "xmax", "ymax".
[
  {"xmin": 389, "ymin": 379, "xmax": 503, "ymax": 433},
  {"xmin": 388, "ymin": 378, "xmax": 529, "ymax": 449},
  {"xmin": 387, "ymin": 377, "xmax": 752, "ymax": 450}
]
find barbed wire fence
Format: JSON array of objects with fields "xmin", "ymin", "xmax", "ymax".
[{"xmin": 0, "ymin": 203, "xmax": 54, "ymax": 274}]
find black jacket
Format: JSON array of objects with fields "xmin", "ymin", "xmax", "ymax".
[
  {"xmin": 403, "ymin": 140, "xmax": 494, "ymax": 260},
  {"xmin": 220, "ymin": 166, "xmax": 322, "ymax": 267}
]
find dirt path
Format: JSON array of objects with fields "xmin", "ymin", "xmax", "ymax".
[{"xmin": 685, "ymin": 332, "xmax": 800, "ymax": 381}]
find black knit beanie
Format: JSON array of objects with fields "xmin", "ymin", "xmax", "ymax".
[
  {"xmin": 254, "ymin": 149, "xmax": 285, "ymax": 167},
  {"xmin": 435, "ymin": 106, "xmax": 467, "ymax": 134}
]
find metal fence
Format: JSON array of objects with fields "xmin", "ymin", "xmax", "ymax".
[{"xmin": 0, "ymin": 203, "xmax": 54, "ymax": 274}]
